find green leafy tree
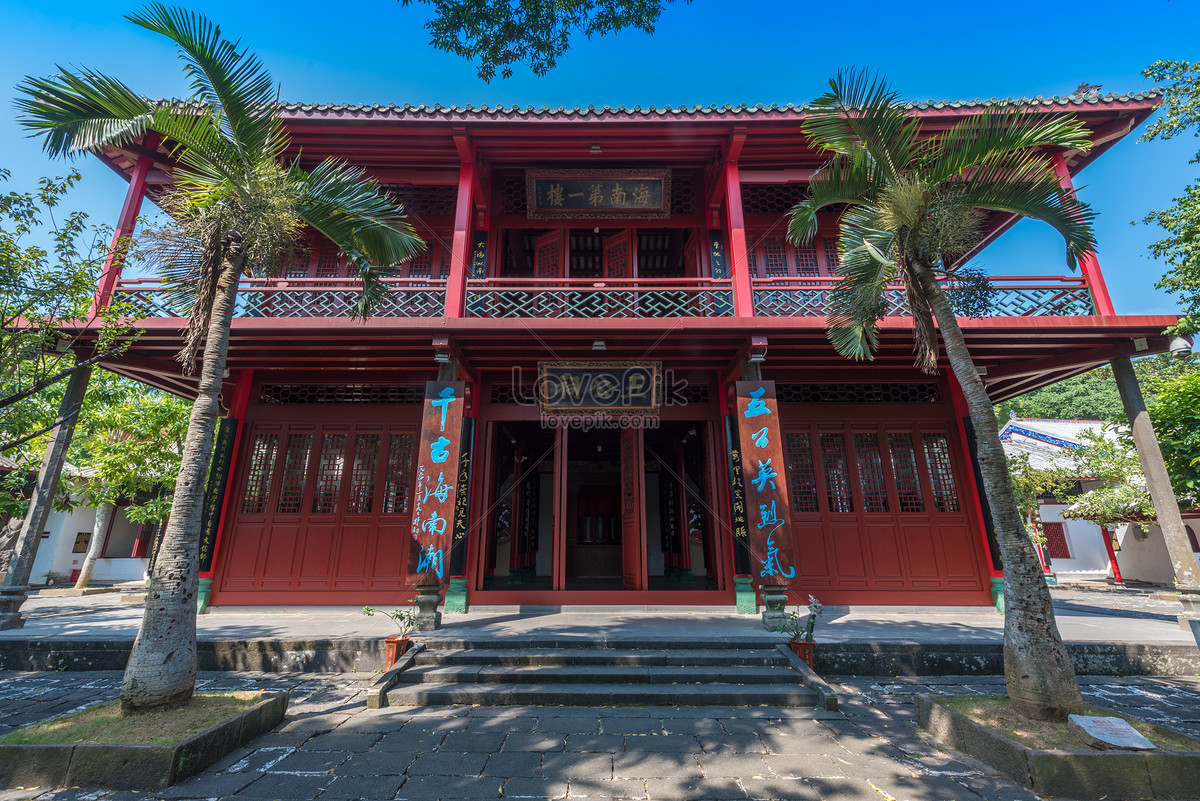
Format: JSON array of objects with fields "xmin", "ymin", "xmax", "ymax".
[
  {"xmin": 1006, "ymin": 452, "xmax": 1076, "ymax": 546},
  {"xmin": 65, "ymin": 374, "xmax": 189, "ymax": 590},
  {"xmin": 1144, "ymin": 371, "xmax": 1200, "ymax": 503},
  {"xmin": 401, "ymin": 0, "xmax": 689, "ymax": 80},
  {"xmin": 1062, "ymin": 428, "xmax": 1156, "ymax": 525},
  {"xmin": 17, "ymin": 4, "xmax": 423, "ymax": 713},
  {"xmin": 788, "ymin": 70, "xmax": 1097, "ymax": 720},
  {"xmin": 1141, "ymin": 60, "xmax": 1200, "ymax": 335}
]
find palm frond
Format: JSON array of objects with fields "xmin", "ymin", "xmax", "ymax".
[
  {"xmin": 292, "ymin": 159, "xmax": 424, "ymax": 267},
  {"xmin": 824, "ymin": 207, "xmax": 898, "ymax": 362},
  {"xmin": 15, "ymin": 68, "xmax": 154, "ymax": 158},
  {"xmin": 128, "ymin": 4, "xmax": 285, "ymax": 163},
  {"xmin": 923, "ymin": 111, "xmax": 1093, "ymax": 185},
  {"xmin": 787, "ymin": 153, "xmax": 881, "ymax": 244},
  {"xmin": 804, "ymin": 68, "xmax": 919, "ymax": 182},
  {"xmin": 941, "ymin": 152, "xmax": 1096, "ymax": 265}
]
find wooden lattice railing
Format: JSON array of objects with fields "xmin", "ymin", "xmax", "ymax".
[
  {"xmin": 751, "ymin": 275, "xmax": 1096, "ymax": 318},
  {"xmin": 463, "ymin": 277, "xmax": 736, "ymax": 318},
  {"xmin": 112, "ymin": 277, "xmax": 447, "ymax": 319},
  {"xmin": 112, "ymin": 274, "xmax": 1096, "ymax": 320}
]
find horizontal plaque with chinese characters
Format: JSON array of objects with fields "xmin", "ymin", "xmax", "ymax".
[
  {"xmin": 410, "ymin": 381, "xmax": 467, "ymax": 587},
  {"xmin": 734, "ymin": 381, "xmax": 797, "ymax": 587},
  {"xmin": 538, "ymin": 361, "xmax": 660, "ymax": 414},
  {"xmin": 526, "ymin": 170, "xmax": 671, "ymax": 219}
]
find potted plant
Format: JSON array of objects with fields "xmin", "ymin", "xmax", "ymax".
[
  {"xmin": 778, "ymin": 595, "xmax": 823, "ymax": 668},
  {"xmin": 362, "ymin": 605, "xmax": 419, "ymax": 670}
]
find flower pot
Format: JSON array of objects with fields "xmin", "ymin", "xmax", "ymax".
[
  {"xmin": 788, "ymin": 639, "xmax": 815, "ymax": 669},
  {"xmin": 384, "ymin": 635, "xmax": 410, "ymax": 670}
]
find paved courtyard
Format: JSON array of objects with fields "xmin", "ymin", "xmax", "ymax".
[{"xmin": 0, "ymin": 669, "xmax": 1197, "ymax": 801}]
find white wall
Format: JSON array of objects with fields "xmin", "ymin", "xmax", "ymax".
[
  {"xmin": 1114, "ymin": 521, "xmax": 1177, "ymax": 585},
  {"xmin": 1039, "ymin": 503, "xmax": 1110, "ymax": 578},
  {"xmin": 28, "ymin": 503, "xmax": 149, "ymax": 585}
]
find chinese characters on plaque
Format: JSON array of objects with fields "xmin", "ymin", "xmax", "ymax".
[
  {"xmin": 411, "ymin": 381, "xmax": 467, "ymax": 585},
  {"xmin": 526, "ymin": 170, "xmax": 671, "ymax": 219},
  {"xmin": 734, "ymin": 381, "xmax": 797, "ymax": 585}
]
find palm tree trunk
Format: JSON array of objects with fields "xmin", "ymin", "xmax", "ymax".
[
  {"xmin": 74, "ymin": 501, "xmax": 115, "ymax": 590},
  {"xmin": 914, "ymin": 262, "xmax": 1083, "ymax": 720},
  {"xmin": 120, "ymin": 258, "xmax": 242, "ymax": 713}
]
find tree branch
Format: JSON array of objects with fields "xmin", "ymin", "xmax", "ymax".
[{"xmin": 0, "ymin": 405, "xmax": 81, "ymax": 452}]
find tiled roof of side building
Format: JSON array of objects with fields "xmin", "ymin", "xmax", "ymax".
[{"xmin": 275, "ymin": 91, "xmax": 1161, "ymax": 120}]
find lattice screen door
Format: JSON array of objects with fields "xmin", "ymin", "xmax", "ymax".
[
  {"xmin": 603, "ymin": 230, "xmax": 636, "ymax": 279},
  {"xmin": 535, "ymin": 230, "xmax": 566, "ymax": 278}
]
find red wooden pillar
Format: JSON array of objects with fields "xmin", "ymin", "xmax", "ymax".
[
  {"xmin": 674, "ymin": 442, "xmax": 692, "ymax": 573},
  {"xmin": 1049, "ymin": 152, "xmax": 1115, "ymax": 315},
  {"xmin": 92, "ymin": 136, "xmax": 160, "ymax": 315},
  {"xmin": 723, "ymin": 161, "xmax": 754, "ymax": 317},
  {"xmin": 205, "ymin": 369, "xmax": 255, "ymax": 586},
  {"xmin": 1101, "ymin": 525, "xmax": 1125, "ymax": 584},
  {"xmin": 444, "ymin": 159, "xmax": 476, "ymax": 318}
]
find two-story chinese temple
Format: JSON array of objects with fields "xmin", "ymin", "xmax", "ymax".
[{"xmin": 88, "ymin": 91, "xmax": 1174, "ymax": 611}]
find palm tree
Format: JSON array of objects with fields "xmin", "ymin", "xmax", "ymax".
[
  {"xmin": 16, "ymin": 5, "xmax": 423, "ymax": 713},
  {"xmin": 789, "ymin": 70, "xmax": 1093, "ymax": 720}
]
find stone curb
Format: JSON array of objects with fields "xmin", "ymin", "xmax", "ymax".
[
  {"xmin": 774, "ymin": 643, "xmax": 838, "ymax": 711},
  {"xmin": 365, "ymin": 643, "xmax": 423, "ymax": 709},
  {"xmin": 0, "ymin": 691, "xmax": 288, "ymax": 791},
  {"xmin": 0, "ymin": 639, "xmax": 391, "ymax": 672},
  {"xmin": 916, "ymin": 694, "xmax": 1200, "ymax": 800}
]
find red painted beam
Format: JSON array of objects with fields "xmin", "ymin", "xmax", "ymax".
[
  {"xmin": 723, "ymin": 161, "xmax": 754, "ymax": 317},
  {"xmin": 1051, "ymin": 151, "xmax": 1116, "ymax": 315},
  {"xmin": 444, "ymin": 160, "xmax": 476, "ymax": 318},
  {"xmin": 91, "ymin": 136, "xmax": 159, "ymax": 315}
]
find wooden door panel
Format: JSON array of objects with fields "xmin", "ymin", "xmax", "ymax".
[
  {"xmin": 535, "ymin": 230, "xmax": 566, "ymax": 279},
  {"xmin": 793, "ymin": 522, "xmax": 832, "ymax": 587},
  {"xmin": 333, "ymin": 523, "xmax": 371, "ymax": 588},
  {"xmin": 297, "ymin": 524, "xmax": 335, "ymax": 588},
  {"xmin": 903, "ymin": 523, "xmax": 942, "ymax": 584},
  {"xmin": 603, "ymin": 230, "xmax": 635, "ymax": 279},
  {"xmin": 866, "ymin": 523, "xmax": 904, "ymax": 586},
  {"xmin": 371, "ymin": 523, "xmax": 408, "ymax": 582},
  {"xmin": 830, "ymin": 522, "xmax": 868, "ymax": 586},
  {"xmin": 261, "ymin": 525, "xmax": 300, "ymax": 587}
]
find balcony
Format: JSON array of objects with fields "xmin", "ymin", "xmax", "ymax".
[{"xmin": 112, "ymin": 274, "xmax": 1096, "ymax": 321}]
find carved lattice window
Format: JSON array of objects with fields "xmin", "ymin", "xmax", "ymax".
[
  {"xmin": 1043, "ymin": 522, "xmax": 1070, "ymax": 560},
  {"xmin": 382, "ymin": 434, "xmax": 416, "ymax": 514},
  {"xmin": 785, "ymin": 432, "xmax": 818, "ymax": 513},
  {"xmin": 854, "ymin": 433, "xmax": 889, "ymax": 513},
  {"xmin": 347, "ymin": 434, "xmax": 381, "ymax": 514},
  {"xmin": 276, "ymin": 433, "xmax": 313, "ymax": 514},
  {"xmin": 315, "ymin": 241, "xmax": 341, "ymax": 278},
  {"xmin": 312, "ymin": 433, "xmax": 347, "ymax": 513},
  {"xmin": 819, "ymin": 433, "xmax": 854, "ymax": 513},
  {"xmin": 763, "ymin": 237, "xmax": 788, "ymax": 277},
  {"xmin": 887, "ymin": 433, "xmax": 925, "ymax": 513},
  {"xmin": 922, "ymin": 433, "xmax": 960, "ymax": 512},
  {"xmin": 241, "ymin": 433, "xmax": 279, "ymax": 514},
  {"xmin": 823, "ymin": 237, "xmax": 841, "ymax": 271},
  {"xmin": 794, "ymin": 242, "xmax": 818, "ymax": 276}
]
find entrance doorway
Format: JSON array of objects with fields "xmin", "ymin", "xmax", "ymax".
[{"xmin": 475, "ymin": 417, "xmax": 726, "ymax": 601}]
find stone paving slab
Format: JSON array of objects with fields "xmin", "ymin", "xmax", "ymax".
[{"xmin": 2, "ymin": 669, "xmax": 1198, "ymax": 800}]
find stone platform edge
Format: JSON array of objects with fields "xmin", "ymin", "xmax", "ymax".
[
  {"xmin": 0, "ymin": 639, "xmax": 1196, "ymax": 675},
  {"xmin": 0, "ymin": 691, "xmax": 287, "ymax": 791},
  {"xmin": 916, "ymin": 694, "xmax": 1200, "ymax": 800}
]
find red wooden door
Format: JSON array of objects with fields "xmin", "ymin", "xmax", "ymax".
[
  {"xmin": 603, "ymin": 230, "xmax": 636, "ymax": 279},
  {"xmin": 620, "ymin": 427, "xmax": 646, "ymax": 590},
  {"xmin": 215, "ymin": 418, "xmax": 419, "ymax": 604},
  {"xmin": 535, "ymin": 230, "xmax": 566, "ymax": 278}
]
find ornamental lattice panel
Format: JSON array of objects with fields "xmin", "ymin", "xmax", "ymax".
[
  {"xmin": 464, "ymin": 288, "xmax": 735, "ymax": 318},
  {"xmin": 776, "ymin": 383, "xmax": 942, "ymax": 403}
]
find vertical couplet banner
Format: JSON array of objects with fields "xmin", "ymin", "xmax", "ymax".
[
  {"xmin": 410, "ymin": 381, "xmax": 467, "ymax": 585},
  {"xmin": 198, "ymin": 417, "xmax": 238, "ymax": 574},
  {"xmin": 733, "ymin": 381, "xmax": 797, "ymax": 586}
]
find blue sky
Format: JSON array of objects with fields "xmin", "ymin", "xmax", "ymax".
[{"xmin": 2, "ymin": 0, "xmax": 1198, "ymax": 316}]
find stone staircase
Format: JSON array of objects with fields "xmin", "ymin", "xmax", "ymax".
[{"xmin": 384, "ymin": 639, "xmax": 818, "ymax": 707}]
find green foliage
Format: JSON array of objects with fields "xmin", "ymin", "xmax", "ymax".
[
  {"xmin": 401, "ymin": 0, "xmax": 689, "ymax": 81},
  {"xmin": 1144, "ymin": 370, "xmax": 1200, "ymax": 502},
  {"xmin": 788, "ymin": 69, "xmax": 1096, "ymax": 372},
  {"xmin": 1061, "ymin": 429, "xmax": 1156, "ymax": 525},
  {"xmin": 362, "ymin": 605, "xmax": 418, "ymax": 637},
  {"xmin": 1006, "ymin": 452, "xmax": 1077, "ymax": 542},
  {"xmin": 1141, "ymin": 60, "xmax": 1200, "ymax": 335},
  {"xmin": 0, "ymin": 169, "xmax": 138, "ymax": 457}
]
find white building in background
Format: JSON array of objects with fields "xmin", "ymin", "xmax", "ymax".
[
  {"xmin": 4, "ymin": 464, "xmax": 153, "ymax": 587},
  {"xmin": 999, "ymin": 415, "xmax": 1200, "ymax": 585}
]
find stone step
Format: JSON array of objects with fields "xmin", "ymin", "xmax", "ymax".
[
  {"xmin": 412, "ymin": 647, "xmax": 788, "ymax": 668},
  {"xmin": 417, "ymin": 637, "xmax": 783, "ymax": 652},
  {"xmin": 400, "ymin": 664, "xmax": 797, "ymax": 686},
  {"xmin": 384, "ymin": 681, "xmax": 819, "ymax": 707}
]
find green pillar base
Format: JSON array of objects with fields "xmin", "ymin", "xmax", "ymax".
[
  {"xmin": 678, "ymin": 568, "xmax": 693, "ymax": 584},
  {"xmin": 990, "ymin": 577, "xmax": 1004, "ymax": 613},
  {"xmin": 1045, "ymin": 573, "xmax": 1058, "ymax": 586},
  {"xmin": 443, "ymin": 577, "xmax": 468, "ymax": 614},
  {"xmin": 482, "ymin": 575, "xmax": 494, "ymax": 590},
  {"xmin": 197, "ymin": 577, "xmax": 213, "ymax": 615},
  {"xmin": 734, "ymin": 576, "xmax": 756, "ymax": 614}
]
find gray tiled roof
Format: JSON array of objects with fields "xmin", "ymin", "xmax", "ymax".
[{"xmin": 276, "ymin": 91, "xmax": 1160, "ymax": 119}]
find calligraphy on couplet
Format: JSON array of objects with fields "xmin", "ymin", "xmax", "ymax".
[
  {"xmin": 410, "ymin": 381, "xmax": 467, "ymax": 586},
  {"xmin": 734, "ymin": 381, "xmax": 797, "ymax": 586},
  {"xmin": 526, "ymin": 170, "xmax": 671, "ymax": 219}
]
